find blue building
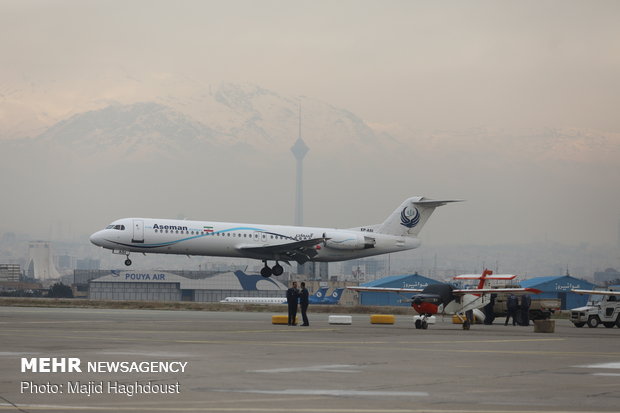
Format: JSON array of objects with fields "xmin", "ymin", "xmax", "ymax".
[
  {"xmin": 358, "ymin": 273, "xmax": 443, "ymax": 306},
  {"xmin": 519, "ymin": 275, "xmax": 596, "ymax": 310}
]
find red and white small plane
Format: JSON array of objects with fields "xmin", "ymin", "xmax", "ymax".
[{"xmin": 348, "ymin": 270, "xmax": 541, "ymax": 330}]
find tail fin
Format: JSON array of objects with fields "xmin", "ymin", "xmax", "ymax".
[
  {"xmin": 308, "ymin": 287, "xmax": 329, "ymax": 304},
  {"xmin": 377, "ymin": 197, "xmax": 462, "ymax": 236},
  {"xmin": 324, "ymin": 288, "xmax": 345, "ymax": 304},
  {"xmin": 314, "ymin": 287, "xmax": 328, "ymax": 299}
]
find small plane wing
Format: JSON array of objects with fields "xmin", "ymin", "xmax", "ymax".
[
  {"xmin": 238, "ymin": 237, "xmax": 325, "ymax": 264},
  {"xmin": 453, "ymin": 287, "xmax": 541, "ymax": 295},
  {"xmin": 453, "ymin": 274, "xmax": 517, "ymax": 281},
  {"xmin": 346, "ymin": 286, "xmax": 424, "ymax": 293},
  {"xmin": 348, "ymin": 286, "xmax": 540, "ymax": 295},
  {"xmin": 571, "ymin": 289, "xmax": 620, "ymax": 296}
]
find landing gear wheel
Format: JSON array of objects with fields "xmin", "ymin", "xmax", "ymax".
[
  {"xmin": 573, "ymin": 322, "xmax": 585, "ymax": 328},
  {"xmin": 421, "ymin": 321, "xmax": 428, "ymax": 330},
  {"xmin": 260, "ymin": 265, "xmax": 272, "ymax": 278},
  {"xmin": 462, "ymin": 320, "xmax": 471, "ymax": 330},
  {"xmin": 587, "ymin": 316, "xmax": 599, "ymax": 328},
  {"xmin": 124, "ymin": 259, "xmax": 132, "ymax": 266},
  {"xmin": 603, "ymin": 322, "xmax": 615, "ymax": 328},
  {"xmin": 616, "ymin": 315, "xmax": 620, "ymax": 328},
  {"xmin": 272, "ymin": 263, "xmax": 284, "ymax": 276},
  {"xmin": 415, "ymin": 319, "xmax": 422, "ymax": 329}
]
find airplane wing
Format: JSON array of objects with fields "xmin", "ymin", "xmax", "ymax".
[
  {"xmin": 453, "ymin": 287, "xmax": 541, "ymax": 295},
  {"xmin": 238, "ymin": 237, "xmax": 325, "ymax": 264},
  {"xmin": 346, "ymin": 286, "xmax": 424, "ymax": 293},
  {"xmin": 571, "ymin": 289, "xmax": 620, "ymax": 296}
]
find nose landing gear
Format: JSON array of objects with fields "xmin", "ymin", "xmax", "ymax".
[{"xmin": 124, "ymin": 253, "xmax": 132, "ymax": 266}]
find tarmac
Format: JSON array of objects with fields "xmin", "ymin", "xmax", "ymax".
[{"xmin": 1, "ymin": 305, "xmax": 619, "ymax": 413}]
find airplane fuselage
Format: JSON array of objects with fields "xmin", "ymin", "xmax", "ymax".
[{"xmin": 90, "ymin": 217, "xmax": 421, "ymax": 263}]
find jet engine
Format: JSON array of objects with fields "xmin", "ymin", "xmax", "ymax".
[{"xmin": 323, "ymin": 232, "xmax": 376, "ymax": 250}]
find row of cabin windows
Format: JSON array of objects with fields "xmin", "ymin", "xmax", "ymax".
[{"xmin": 152, "ymin": 229, "xmax": 287, "ymax": 240}]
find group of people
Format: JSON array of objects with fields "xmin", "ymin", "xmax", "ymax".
[
  {"xmin": 286, "ymin": 281, "xmax": 310, "ymax": 326},
  {"xmin": 504, "ymin": 293, "xmax": 532, "ymax": 326}
]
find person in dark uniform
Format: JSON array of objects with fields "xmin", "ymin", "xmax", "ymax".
[
  {"xmin": 483, "ymin": 293, "xmax": 497, "ymax": 325},
  {"xmin": 505, "ymin": 293, "xmax": 518, "ymax": 326},
  {"xmin": 299, "ymin": 282, "xmax": 310, "ymax": 326},
  {"xmin": 286, "ymin": 281, "xmax": 299, "ymax": 326},
  {"xmin": 520, "ymin": 294, "xmax": 532, "ymax": 326}
]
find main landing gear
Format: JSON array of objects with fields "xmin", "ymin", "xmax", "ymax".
[
  {"xmin": 414, "ymin": 315, "xmax": 430, "ymax": 329},
  {"xmin": 261, "ymin": 261, "xmax": 284, "ymax": 278}
]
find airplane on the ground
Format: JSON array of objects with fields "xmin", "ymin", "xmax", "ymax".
[
  {"xmin": 317, "ymin": 288, "xmax": 345, "ymax": 304},
  {"xmin": 348, "ymin": 270, "xmax": 541, "ymax": 330},
  {"xmin": 90, "ymin": 196, "xmax": 459, "ymax": 277},
  {"xmin": 308, "ymin": 287, "xmax": 330, "ymax": 304},
  {"xmin": 221, "ymin": 287, "xmax": 329, "ymax": 304}
]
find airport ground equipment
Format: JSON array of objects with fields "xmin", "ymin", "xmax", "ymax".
[
  {"xmin": 570, "ymin": 289, "xmax": 620, "ymax": 328},
  {"xmin": 533, "ymin": 319, "xmax": 555, "ymax": 333},
  {"xmin": 493, "ymin": 296, "xmax": 560, "ymax": 321},
  {"xmin": 272, "ymin": 315, "xmax": 296, "ymax": 325},
  {"xmin": 370, "ymin": 314, "xmax": 396, "ymax": 324},
  {"xmin": 328, "ymin": 315, "xmax": 352, "ymax": 325}
]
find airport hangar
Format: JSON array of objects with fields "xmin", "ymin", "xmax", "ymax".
[
  {"xmin": 519, "ymin": 275, "xmax": 596, "ymax": 310},
  {"xmin": 356, "ymin": 273, "xmax": 441, "ymax": 307},
  {"xmin": 86, "ymin": 270, "xmax": 288, "ymax": 302}
]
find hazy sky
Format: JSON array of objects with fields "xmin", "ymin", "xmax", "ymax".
[
  {"xmin": 1, "ymin": 1, "xmax": 619, "ymax": 250},
  {"xmin": 2, "ymin": 1, "xmax": 619, "ymax": 131}
]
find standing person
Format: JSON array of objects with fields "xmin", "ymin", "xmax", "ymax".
[
  {"xmin": 299, "ymin": 282, "xmax": 310, "ymax": 326},
  {"xmin": 520, "ymin": 294, "xmax": 532, "ymax": 326},
  {"xmin": 505, "ymin": 293, "xmax": 518, "ymax": 326},
  {"xmin": 286, "ymin": 281, "xmax": 300, "ymax": 326}
]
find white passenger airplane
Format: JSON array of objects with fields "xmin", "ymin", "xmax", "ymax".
[{"xmin": 90, "ymin": 196, "xmax": 459, "ymax": 277}]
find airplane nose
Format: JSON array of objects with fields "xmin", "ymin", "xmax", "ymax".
[{"xmin": 89, "ymin": 231, "xmax": 103, "ymax": 247}]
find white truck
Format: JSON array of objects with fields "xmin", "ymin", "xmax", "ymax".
[{"xmin": 570, "ymin": 289, "xmax": 620, "ymax": 328}]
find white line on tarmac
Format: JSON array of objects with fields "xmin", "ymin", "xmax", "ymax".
[
  {"xmin": 215, "ymin": 388, "xmax": 429, "ymax": 397},
  {"xmin": 0, "ymin": 403, "xmax": 611, "ymax": 412},
  {"xmin": 575, "ymin": 361, "xmax": 620, "ymax": 369},
  {"xmin": 249, "ymin": 364, "xmax": 363, "ymax": 373}
]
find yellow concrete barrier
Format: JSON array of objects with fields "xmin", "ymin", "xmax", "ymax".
[
  {"xmin": 370, "ymin": 314, "xmax": 395, "ymax": 324},
  {"xmin": 272, "ymin": 315, "xmax": 296, "ymax": 325},
  {"xmin": 451, "ymin": 315, "xmax": 478, "ymax": 324}
]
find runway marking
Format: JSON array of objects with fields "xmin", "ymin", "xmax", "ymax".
[
  {"xmin": 0, "ymin": 404, "xmax": 612, "ymax": 412},
  {"xmin": 216, "ymin": 388, "xmax": 429, "ymax": 397},
  {"xmin": 575, "ymin": 361, "xmax": 620, "ymax": 369},
  {"xmin": 3, "ymin": 330, "xmax": 620, "ymax": 358},
  {"xmin": 249, "ymin": 364, "xmax": 363, "ymax": 373}
]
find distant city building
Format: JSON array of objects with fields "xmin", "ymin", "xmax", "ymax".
[
  {"xmin": 76, "ymin": 258, "xmax": 100, "ymax": 270},
  {"xmin": 27, "ymin": 241, "xmax": 60, "ymax": 280},
  {"xmin": 0, "ymin": 264, "xmax": 21, "ymax": 282},
  {"xmin": 343, "ymin": 258, "xmax": 385, "ymax": 280},
  {"xmin": 57, "ymin": 255, "xmax": 74, "ymax": 270},
  {"xmin": 594, "ymin": 268, "xmax": 620, "ymax": 285}
]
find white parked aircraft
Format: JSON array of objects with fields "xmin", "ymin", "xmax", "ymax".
[{"xmin": 90, "ymin": 196, "xmax": 459, "ymax": 277}]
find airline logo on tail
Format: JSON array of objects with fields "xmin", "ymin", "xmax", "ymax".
[{"xmin": 400, "ymin": 207, "xmax": 420, "ymax": 228}]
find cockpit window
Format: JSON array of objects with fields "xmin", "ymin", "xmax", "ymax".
[{"xmin": 106, "ymin": 224, "xmax": 126, "ymax": 230}]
